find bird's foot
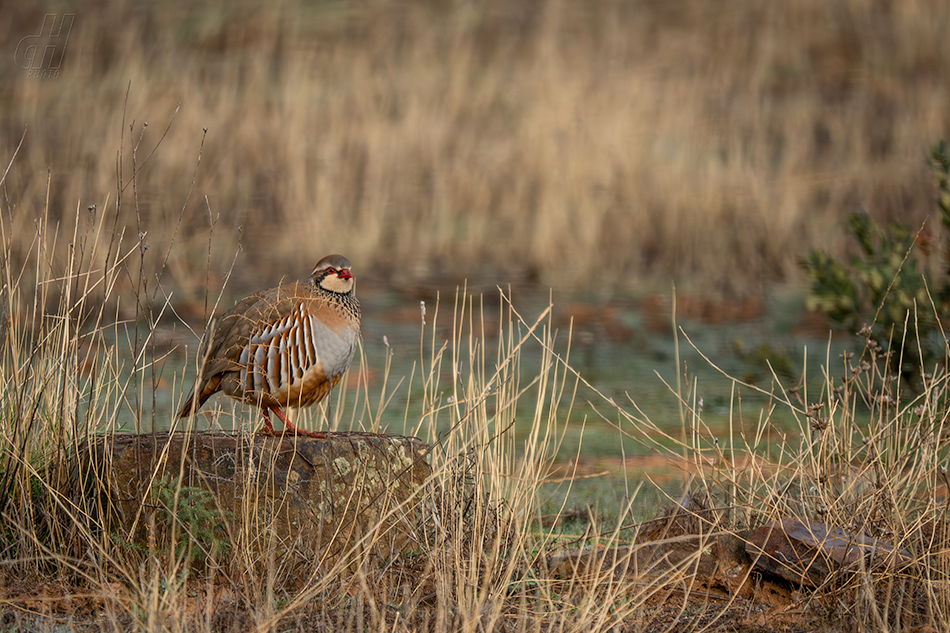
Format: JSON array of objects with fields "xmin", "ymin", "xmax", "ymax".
[
  {"xmin": 270, "ymin": 407, "xmax": 327, "ymax": 438},
  {"xmin": 258, "ymin": 425, "xmax": 327, "ymax": 438},
  {"xmin": 257, "ymin": 409, "xmax": 279, "ymax": 436},
  {"xmin": 282, "ymin": 418, "xmax": 327, "ymax": 438},
  {"xmin": 261, "ymin": 415, "xmax": 277, "ymax": 435}
]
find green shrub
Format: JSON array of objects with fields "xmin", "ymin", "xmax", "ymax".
[{"xmin": 804, "ymin": 141, "xmax": 950, "ymax": 383}]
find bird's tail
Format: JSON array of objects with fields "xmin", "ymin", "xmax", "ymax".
[
  {"xmin": 177, "ymin": 374, "xmax": 221, "ymax": 419},
  {"xmin": 177, "ymin": 391, "xmax": 199, "ymax": 419}
]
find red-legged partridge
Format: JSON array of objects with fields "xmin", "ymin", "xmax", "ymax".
[{"xmin": 178, "ymin": 254, "xmax": 361, "ymax": 437}]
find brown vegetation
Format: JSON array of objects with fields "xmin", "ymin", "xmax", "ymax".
[
  {"xmin": 2, "ymin": 0, "xmax": 949, "ymax": 305},
  {"xmin": 3, "ymin": 1, "xmax": 950, "ymax": 631},
  {"xmin": 2, "ymin": 196, "xmax": 949, "ymax": 630}
]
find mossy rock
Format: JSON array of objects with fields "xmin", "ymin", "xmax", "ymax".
[{"xmin": 65, "ymin": 432, "xmax": 431, "ymax": 585}]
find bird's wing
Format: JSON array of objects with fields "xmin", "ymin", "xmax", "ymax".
[{"xmin": 198, "ymin": 282, "xmax": 312, "ymax": 380}]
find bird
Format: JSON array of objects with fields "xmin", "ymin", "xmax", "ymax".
[{"xmin": 177, "ymin": 254, "xmax": 361, "ymax": 437}]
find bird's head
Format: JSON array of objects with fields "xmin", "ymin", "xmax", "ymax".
[{"xmin": 311, "ymin": 254, "xmax": 355, "ymax": 295}]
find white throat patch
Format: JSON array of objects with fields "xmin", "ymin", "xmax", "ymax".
[{"xmin": 320, "ymin": 273, "xmax": 354, "ymax": 294}]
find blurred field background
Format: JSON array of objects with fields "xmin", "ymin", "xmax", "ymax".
[
  {"xmin": 2, "ymin": 0, "xmax": 949, "ymax": 304},
  {"xmin": 3, "ymin": 4, "xmax": 950, "ymax": 628},
  {"xmin": 3, "ymin": 0, "xmax": 949, "ymax": 487}
]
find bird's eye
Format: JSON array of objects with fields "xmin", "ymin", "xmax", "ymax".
[{"xmin": 325, "ymin": 267, "xmax": 336, "ymax": 275}]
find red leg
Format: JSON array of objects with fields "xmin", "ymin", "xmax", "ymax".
[
  {"xmin": 258, "ymin": 408, "xmax": 278, "ymax": 435},
  {"xmin": 271, "ymin": 406, "xmax": 327, "ymax": 438}
]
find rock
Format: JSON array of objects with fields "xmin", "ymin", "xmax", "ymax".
[
  {"xmin": 66, "ymin": 431, "xmax": 431, "ymax": 584},
  {"xmin": 746, "ymin": 517, "xmax": 912, "ymax": 587}
]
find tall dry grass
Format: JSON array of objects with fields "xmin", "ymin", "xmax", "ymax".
[
  {"xmin": 1, "ymin": 0, "xmax": 949, "ymax": 304},
  {"xmin": 603, "ymin": 309, "xmax": 950, "ymax": 631},
  {"xmin": 2, "ymin": 3, "xmax": 950, "ymax": 626},
  {"xmin": 0, "ymin": 167, "xmax": 682, "ymax": 631},
  {"xmin": 1, "ymin": 174, "xmax": 950, "ymax": 632}
]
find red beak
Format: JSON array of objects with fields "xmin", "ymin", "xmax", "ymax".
[{"xmin": 337, "ymin": 269, "xmax": 353, "ymax": 280}]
